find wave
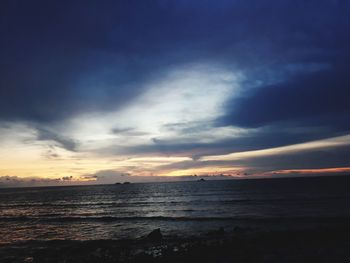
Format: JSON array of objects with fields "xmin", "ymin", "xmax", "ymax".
[
  {"xmin": 1, "ymin": 215, "xmax": 349, "ymax": 223},
  {"xmin": 0, "ymin": 197, "xmax": 340, "ymax": 209},
  {"xmin": 0, "ymin": 215, "xmax": 225, "ymax": 222},
  {"xmin": 0, "ymin": 215, "xmax": 256, "ymax": 222}
]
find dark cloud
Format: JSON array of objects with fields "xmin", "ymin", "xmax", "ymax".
[
  {"xmin": 220, "ymin": 63, "xmax": 350, "ymax": 130},
  {"xmin": 0, "ymin": 175, "xmax": 62, "ymax": 188},
  {"xmin": 61, "ymin": 176, "xmax": 73, "ymax": 181},
  {"xmin": 217, "ymin": 0, "xmax": 350, "ymax": 137},
  {"xmin": 1, "ymin": 0, "xmax": 348, "ymax": 125},
  {"xmin": 36, "ymin": 127, "xmax": 77, "ymax": 151},
  {"xmin": 111, "ymin": 127, "xmax": 150, "ymax": 137},
  {"xmin": 43, "ymin": 148, "xmax": 61, "ymax": 159}
]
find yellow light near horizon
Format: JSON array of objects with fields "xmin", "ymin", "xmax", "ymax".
[{"xmin": 163, "ymin": 166, "xmax": 246, "ymax": 177}]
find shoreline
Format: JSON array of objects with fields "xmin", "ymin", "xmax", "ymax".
[
  {"xmin": 2, "ymin": 223, "xmax": 350, "ymax": 262},
  {"xmin": 2, "ymin": 217, "xmax": 350, "ymax": 246}
]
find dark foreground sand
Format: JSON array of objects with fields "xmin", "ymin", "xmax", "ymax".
[{"xmin": 2, "ymin": 223, "xmax": 350, "ymax": 263}]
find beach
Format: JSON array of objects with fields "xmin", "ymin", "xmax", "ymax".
[{"xmin": 2, "ymin": 220, "xmax": 350, "ymax": 262}]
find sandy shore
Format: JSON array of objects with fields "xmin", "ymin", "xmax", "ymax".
[{"xmin": 2, "ymin": 223, "xmax": 350, "ymax": 263}]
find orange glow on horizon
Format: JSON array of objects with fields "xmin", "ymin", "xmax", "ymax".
[{"xmin": 264, "ymin": 167, "xmax": 350, "ymax": 176}]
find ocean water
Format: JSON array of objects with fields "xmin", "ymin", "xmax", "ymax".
[{"xmin": 1, "ymin": 176, "xmax": 350, "ymax": 244}]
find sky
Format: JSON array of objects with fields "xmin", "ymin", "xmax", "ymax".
[{"xmin": 1, "ymin": 0, "xmax": 350, "ymax": 187}]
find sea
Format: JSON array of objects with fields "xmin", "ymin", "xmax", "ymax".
[{"xmin": 1, "ymin": 176, "xmax": 350, "ymax": 244}]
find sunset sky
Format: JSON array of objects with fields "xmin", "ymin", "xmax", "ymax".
[{"xmin": 1, "ymin": 0, "xmax": 350, "ymax": 187}]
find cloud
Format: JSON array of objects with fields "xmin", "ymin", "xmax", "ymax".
[
  {"xmin": 64, "ymin": 64, "xmax": 242, "ymax": 153},
  {"xmin": 201, "ymin": 135, "xmax": 350, "ymax": 162},
  {"xmin": 61, "ymin": 176, "xmax": 73, "ymax": 181},
  {"xmin": 0, "ymin": 175, "xmax": 75, "ymax": 188},
  {"xmin": 1, "ymin": 1, "xmax": 350, "ymax": 183},
  {"xmin": 220, "ymin": 65, "xmax": 350, "ymax": 130},
  {"xmin": 262, "ymin": 167, "xmax": 350, "ymax": 177},
  {"xmin": 149, "ymin": 135, "xmax": 350, "ymax": 176},
  {"xmin": 36, "ymin": 127, "xmax": 77, "ymax": 152},
  {"xmin": 1, "ymin": 0, "xmax": 347, "ymax": 125}
]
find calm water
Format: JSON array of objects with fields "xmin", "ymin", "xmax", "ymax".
[{"xmin": 1, "ymin": 176, "xmax": 350, "ymax": 244}]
